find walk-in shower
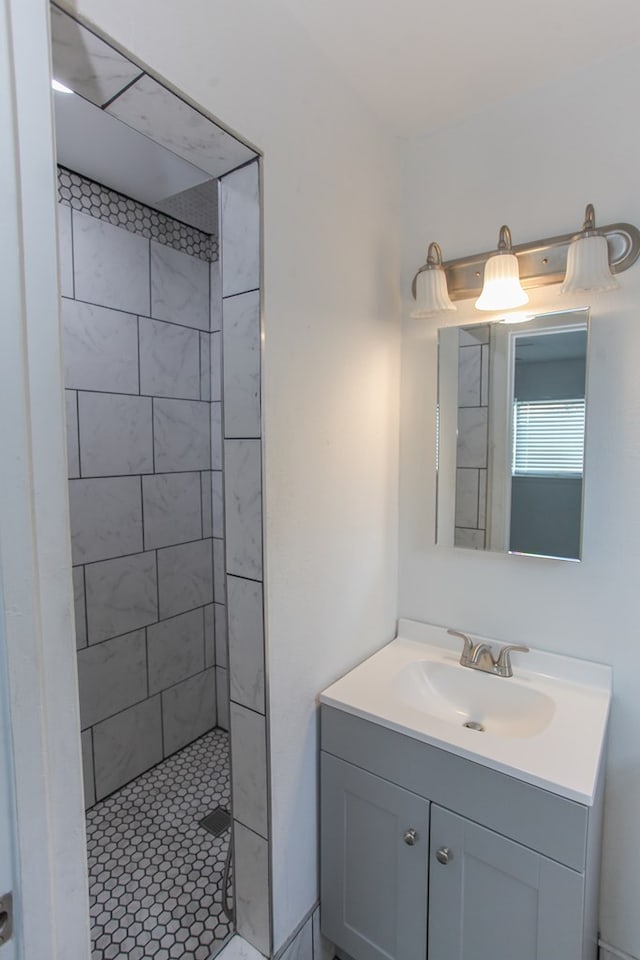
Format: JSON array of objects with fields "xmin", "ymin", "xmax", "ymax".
[{"xmin": 51, "ymin": 4, "xmax": 267, "ymax": 957}]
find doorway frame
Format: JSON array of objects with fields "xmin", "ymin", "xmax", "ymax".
[{"xmin": 0, "ymin": 0, "xmax": 90, "ymax": 956}]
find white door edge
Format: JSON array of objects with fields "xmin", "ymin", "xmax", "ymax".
[{"xmin": 0, "ymin": 0, "xmax": 90, "ymax": 957}]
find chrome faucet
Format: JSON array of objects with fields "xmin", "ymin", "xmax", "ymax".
[{"xmin": 447, "ymin": 629, "xmax": 529, "ymax": 678}]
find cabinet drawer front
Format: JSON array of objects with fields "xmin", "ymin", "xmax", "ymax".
[
  {"xmin": 322, "ymin": 706, "xmax": 588, "ymax": 871},
  {"xmin": 429, "ymin": 806, "xmax": 584, "ymax": 960},
  {"xmin": 321, "ymin": 753, "xmax": 429, "ymax": 960}
]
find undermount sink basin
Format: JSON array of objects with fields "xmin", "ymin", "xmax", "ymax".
[{"xmin": 392, "ymin": 659, "xmax": 556, "ymax": 739}]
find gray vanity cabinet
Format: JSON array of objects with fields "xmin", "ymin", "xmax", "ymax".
[
  {"xmin": 321, "ymin": 753, "xmax": 429, "ymax": 960},
  {"xmin": 429, "ymin": 805, "xmax": 583, "ymax": 960},
  {"xmin": 320, "ymin": 705, "xmax": 602, "ymax": 960}
]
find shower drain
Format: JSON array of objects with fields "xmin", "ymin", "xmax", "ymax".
[
  {"xmin": 463, "ymin": 720, "xmax": 485, "ymax": 732},
  {"xmin": 199, "ymin": 807, "xmax": 231, "ymax": 837}
]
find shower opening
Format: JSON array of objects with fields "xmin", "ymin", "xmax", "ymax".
[{"xmin": 50, "ymin": 4, "xmax": 266, "ymax": 958}]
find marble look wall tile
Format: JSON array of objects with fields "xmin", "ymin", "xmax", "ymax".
[
  {"xmin": 454, "ymin": 469, "xmax": 479, "ymax": 530},
  {"xmin": 212, "ymin": 470, "xmax": 225, "ymax": 539},
  {"xmin": 77, "ymin": 629, "xmax": 147, "ymax": 729},
  {"xmin": 57, "ymin": 202, "xmax": 73, "ymax": 297},
  {"xmin": 93, "ymin": 696, "xmax": 163, "ymax": 800},
  {"xmin": 312, "ymin": 908, "xmax": 334, "ymax": 960},
  {"xmin": 50, "ymin": 6, "xmax": 142, "ymax": 107},
  {"xmin": 85, "ymin": 551, "xmax": 158, "ymax": 645},
  {"xmin": 456, "ymin": 407, "xmax": 488, "ymax": 469},
  {"xmin": 230, "ymin": 702, "xmax": 268, "ymax": 838},
  {"xmin": 280, "ymin": 919, "xmax": 313, "ymax": 960},
  {"xmin": 220, "ymin": 162, "xmax": 260, "ymax": 298},
  {"xmin": 233, "ymin": 822, "xmax": 270, "ymax": 956},
  {"xmin": 204, "ymin": 604, "xmax": 215, "ymax": 668},
  {"xmin": 142, "ymin": 472, "xmax": 202, "ymax": 550},
  {"xmin": 224, "ymin": 440, "xmax": 263, "ymax": 580},
  {"xmin": 211, "ymin": 402, "xmax": 223, "ymax": 470},
  {"xmin": 65, "ymin": 390, "xmax": 79, "ymax": 478},
  {"xmin": 458, "ymin": 344, "xmax": 481, "ymax": 407},
  {"xmin": 78, "ymin": 392, "xmax": 153, "ymax": 478},
  {"xmin": 139, "ymin": 316, "xmax": 200, "ymax": 400},
  {"xmin": 201, "ymin": 472, "xmax": 213, "ymax": 538},
  {"xmin": 157, "ymin": 539, "xmax": 213, "ymax": 619},
  {"xmin": 162, "ymin": 668, "xmax": 216, "ymax": 756},
  {"xmin": 106, "ymin": 75, "xmax": 256, "ymax": 178},
  {"xmin": 216, "ymin": 936, "xmax": 264, "ymax": 960},
  {"xmin": 459, "ymin": 324, "xmax": 490, "ymax": 346},
  {"xmin": 200, "ymin": 333, "xmax": 211, "ymax": 401},
  {"xmin": 215, "ymin": 603, "xmax": 228, "ymax": 669},
  {"xmin": 478, "ymin": 469, "xmax": 488, "ymax": 530},
  {"xmin": 481, "ymin": 343, "xmax": 489, "ymax": 407},
  {"xmin": 210, "ymin": 260, "xmax": 222, "ymax": 332},
  {"xmin": 69, "ymin": 476, "xmax": 143, "ymax": 565},
  {"xmin": 147, "ymin": 608, "xmax": 205, "ymax": 695},
  {"xmin": 81, "ymin": 729, "xmax": 95, "ymax": 809},
  {"xmin": 216, "ymin": 667, "xmax": 229, "ymax": 730},
  {"xmin": 150, "ymin": 241, "xmax": 209, "ymax": 331},
  {"xmin": 211, "ymin": 331, "xmax": 222, "ymax": 401},
  {"xmin": 454, "ymin": 527, "xmax": 485, "ymax": 550},
  {"xmin": 213, "ymin": 537, "xmax": 226, "ymax": 604},
  {"xmin": 223, "ymin": 291, "xmax": 261, "ymax": 438},
  {"xmin": 73, "ymin": 566, "xmax": 87, "ymax": 649},
  {"xmin": 228, "ymin": 577, "xmax": 265, "ymax": 714},
  {"xmin": 62, "ymin": 298, "xmax": 139, "ymax": 394},
  {"xmin": 153, "ymin": 398, "xmax": 211, "ymax": 472},
  {"xmin": 73, "ymin": 210, "xmax": 150, "ymax": 315}
]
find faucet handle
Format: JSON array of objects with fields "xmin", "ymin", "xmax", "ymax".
[
  {"xmin": 448, "ymin": 629, "xmax": 474, "ymax": 661},
  {"xmin": 495, "ymin": 644, "xmax": 529, "ymax": 677}
]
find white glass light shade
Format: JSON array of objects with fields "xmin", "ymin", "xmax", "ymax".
[
  {"xmin": 475, "ymin": 252, "xmax": 529, "ymax": 311},
  {"xmin": 560, "ymin": 234, "xmax": 619, "ymax": 294},
  {"xmin": 410, "ymin": 267, "xmax": 456, "ymax": 318}
]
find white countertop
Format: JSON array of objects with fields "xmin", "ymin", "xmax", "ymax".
[{"xmin": 320, "ymin": 619, "xmax": 612, "ymax": 805}]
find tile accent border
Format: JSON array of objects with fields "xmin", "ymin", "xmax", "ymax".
[{"xmin": 58, "ymin": 166, "xmax": 218, "ymax": 262}]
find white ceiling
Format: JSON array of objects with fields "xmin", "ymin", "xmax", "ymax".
[{"xmin": 279, "ymin": 0, "xmax": 640, "ymax": 136}]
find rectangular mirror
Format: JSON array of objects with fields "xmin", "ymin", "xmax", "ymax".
[{"xmin": 436, "ymin": 309, "xmax": 589, "ymax": 560}]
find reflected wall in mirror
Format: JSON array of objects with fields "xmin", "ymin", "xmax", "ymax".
[{"xmin": 436, "ymin": 309, "xmax": 589, "ymax": 560}]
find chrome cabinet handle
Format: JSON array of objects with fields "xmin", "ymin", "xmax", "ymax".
[
  {"xmin": 403, "ymin": 828, "xmax": 418, "ymax": 846},
  {"xmin": 436, "ymin": 846, "xmax": 452, "ymax": 865}
]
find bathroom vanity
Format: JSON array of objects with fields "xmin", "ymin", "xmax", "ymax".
[{"xmin": 319, "ymin": 620, "xmax": 611, "ymax": 960}]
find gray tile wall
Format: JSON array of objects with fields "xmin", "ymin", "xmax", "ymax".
[
  {"xmin": 455, "ymin": 324, "xmax": 491, "ymax": 549},
  {"xmin": 220, "ymin": 160, "xmax": 271, "ymax": 955},
  {"xmin": 59, "ymin": 192, "xmax": 229, "ymax": 806}
]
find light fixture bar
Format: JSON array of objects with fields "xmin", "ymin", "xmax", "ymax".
[{"xmin": 411, "ymin": 221, "xmax": 640, "ymax": 303}]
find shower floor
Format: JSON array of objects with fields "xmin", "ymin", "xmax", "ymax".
[{"xmin": 86, "ymin": 728, "xmax": 233, "ymax": 960}]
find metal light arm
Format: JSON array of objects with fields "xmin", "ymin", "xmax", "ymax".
[{"xmin": 411, "ymin": 219, "xmax": 640, "ymax": 304}]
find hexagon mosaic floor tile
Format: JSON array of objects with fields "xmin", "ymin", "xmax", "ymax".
[{"xmin": 86, "ymin": 729, "xmax": 233, "ymax": 960}]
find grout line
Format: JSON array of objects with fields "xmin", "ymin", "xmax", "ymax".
[
  {"xmin": 74, "ymin": 388, "xmax": 81, "ymax": 478},
  {"xmin": 69, "ymin": 203, "xmax": 76, "ymax": 299},
  {"xmin": 221, "ymin": 287, "xmax": 260, "ymax": 301},
  {"xmin": 90, "ymin": 726, "xmax": 98, "ymax": 807},
  {"xmin": 229, "ymin": 698, "xmax": 266, "ymax": 719},
  {"xmin": 100, "ymin": 70, "xmax": 146, "ymax": 110}
]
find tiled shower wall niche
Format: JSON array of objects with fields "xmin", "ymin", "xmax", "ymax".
[{"xmin": 58, "ymin": 182, "xmax": 229, "ymax": 807}]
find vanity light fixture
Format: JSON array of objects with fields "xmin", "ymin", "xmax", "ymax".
[
  {"xmin": 561, "ymin": 204, "xmax": 619, "ymax": 294},
  {"xmin": 410, "ymin": 207, "xmax": 640, "ymax": 312},
  {"xmin": 475, "ymin": 225, "xmax": 529, "ymax": 311},
  {"xmin": 409, "ymin": 242, "xmax": 457, "ymax": 318}
]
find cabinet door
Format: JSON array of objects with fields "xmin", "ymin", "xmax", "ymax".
[
  {"xmin": 321, "ymin": 753, "xmax": 430, "ymax": 960},
  {"xmin": 429, "ymin": 805, "xmax": 584, "ymax": 960}
]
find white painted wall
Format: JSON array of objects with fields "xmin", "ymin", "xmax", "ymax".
[
  {"xmin": 67, "ymin": 0, "xmax": 401, "ymax": 951},
  {"xmin": 400, "ymin": 48, "xmax": 640, "ymax": 958}
]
